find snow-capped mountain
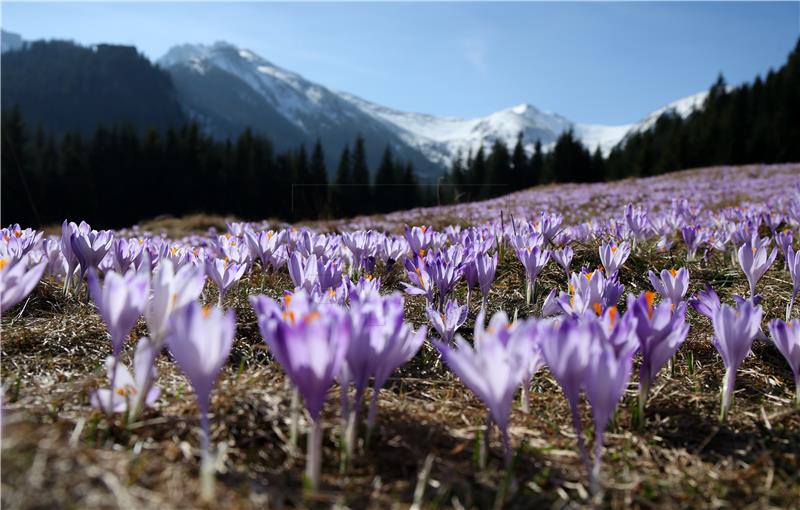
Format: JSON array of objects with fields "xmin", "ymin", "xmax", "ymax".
[{"xmin": 158, "ymin": 40, "xmax": 706, "ymax": 174}]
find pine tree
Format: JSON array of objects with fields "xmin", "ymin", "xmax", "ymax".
[
  {"xmin": 373, "ymin": 146, "xmax": 397, "ymax": 213},
  {"xmin": 309, "ymin": 139, "xmax": 328, "ymax": 219},
  {"xmin": 351, "ymin": 135, "xmax": 372, "ymax": 214},
  {"xmin": 332, "ymin": 145, "xmax": 352, "ymax": 217},
  {"xmin": 511, "ymin": 133, "xmax": 528, "ymax": 190}
]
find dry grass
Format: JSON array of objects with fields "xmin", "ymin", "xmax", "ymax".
[{"xmin": 3, "ymin": 234, "xmax": 800, "ymax": 510}]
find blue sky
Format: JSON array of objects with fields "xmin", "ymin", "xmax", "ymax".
[{"xmin": 3, "ymin": 2, "xmax": 798, "ymax": 124}]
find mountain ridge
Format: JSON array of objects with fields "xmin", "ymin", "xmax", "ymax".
[{"xmin": 158, "ymin": 40, "xmax": 707, "ymax": 169}]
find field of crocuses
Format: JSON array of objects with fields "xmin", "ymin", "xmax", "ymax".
[{"xmin": 2, "ymin": 163, "xmax": 800, "ymax": 509}]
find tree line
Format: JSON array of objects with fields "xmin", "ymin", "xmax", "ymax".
[{"xmin": 1, "ymin": 112, "xmax": 431, "ymax": 228}]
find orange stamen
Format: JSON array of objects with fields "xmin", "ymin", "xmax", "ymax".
[{"xmin": 645, "ymin": 291, "xmax": 656, "ymax": 320}]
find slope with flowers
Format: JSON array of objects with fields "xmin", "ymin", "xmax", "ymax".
[{"xmin": 2, "ymin": 163, "xmax": 800, "ymax": 509}]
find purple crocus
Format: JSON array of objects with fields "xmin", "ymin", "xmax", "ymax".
[
  {"xmin": 428, "ymin": 254, "xmax": 463, "ymax": 309},
  {"xmin": 404, "ymin": 225, "xmax": 433, "ymax": 258},
  {"xmin": 166, "ymin": 302, "xmax": 235, "ymax": 500},
  {"xmin": 553, "ymin": 246, "xmax": 574, "ymax": 283},
  {"xmin": 264, "ymin": 303, "xmax": 349, "ymax": 492},
  {"xmin": 767, "ymin": 319, "xmax": 800, "ymax": 407},
  {"xmin": 434, "ymin": 311, "xmax": 530, "ymax": 466},
  {"xmin": 426, "ymin": 298, "xmax": 468, "ymax": 343},
  {"xmin": 71, "ymin": 226, "xmax": 114, "ymax": 282},
  {"xmin": 628, "ymin": 292, "xmax": 689, "ymax": 414},
  {"xmin": 205, "ymin": 255, "xmax": 247, "ymax": 306},
  {"xmin": 689, "ymin": 284, "xmax": 721, "ymax": 320},
  {"xmin": 599, "ymin": 241, "xmax": 630, "ymax": 276},
  {"xmin": 474, "ymin": 251, "xmax": 498, "ymax": 307},
  {"xmin": 711, "ymin": 300, "xmax": 762, "ymax": 421},
  {"xmin": 583, "ymin": 329, "xmax": 634, "ymax": 493},
  {"xmin": 737, "ymin": 241, "xmax": 777, "ymax": 298},
  {"xmin": 648, "ymin": 267, "xmax": 689, "ymax": 305},
  {"xmin": 90, "ymin": 337, "xmax": 160, "ymax": 414},
  {"xmin": 516, "ymin": 245, "xmax": 550, "ymax": 305},
  {"xmin": 60, "ymin": 220, "xmax": 80, "ymax": 294},
  {"xmin": 401, "ymin": 257, "xmax": 435, "ymax": 305},
  {"xmin": 88, "ymin": 269, "xmax": 150, "ymax": 358},
  {"xmin": 245, "ymin": 229, "xmax": 287, "ymax": 272},
  {"xmin": 681, "ymin": 226, "xmax": 707, "ymax": 262},
  {"xmin": 539, "ymin": 318, "xmax": 593, "ymax": 474},
  {"xmin": 785, "ymin": 247, "xmax": 800, "ymax": 319},
  {"xmin": 0, "ymin": 257, "xmax": 47, "ymax": 313}
]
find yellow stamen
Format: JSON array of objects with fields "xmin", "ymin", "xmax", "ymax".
[
  {"xmin": 202, "ymin": 306, "xmax": 211, "ymax": 318},
  {"xmin": 419, "ymin": 248, "xmax": 426, "ymax": 257},
  {"xmin": 592, "ymin": 303, "xmax": 603, "ymax": 316},
  {"xmin": 611, "ymin": 245, "xmax": 617, "ymax": 253},
  {"xmin": 0, "ymin": 258, "xmax": 8, "ymax": 270},
  {"xmin": 284, "ymin": 294, "xmax": 293, "ymax": 307},
  {"xmin": 669, "ymin": 268, "xmax": 678, "ymax": 277}
]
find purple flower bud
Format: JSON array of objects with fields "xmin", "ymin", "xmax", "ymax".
[
  {"xmin": 88, "ymin": 269, "xmax": 150, "ymax": 357},
  {"xmin": 712, "ymin": 300, "xmax": 762, "ymax": 421}
]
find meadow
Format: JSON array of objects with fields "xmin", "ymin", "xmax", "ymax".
[{"xmin": 1, "ymin": 163, "xmax": 799, "ymax": 509}]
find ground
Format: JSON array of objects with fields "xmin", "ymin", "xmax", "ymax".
[{"xmin": 2, "ymin": 164, "xmax": 800, "ymax": 509}]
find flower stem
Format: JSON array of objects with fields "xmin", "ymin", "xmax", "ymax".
[
  {"xmin": 305, "ymin": 417, "xmax": 323, "ymax": 493},
  {"xmin": 720, "ymin": 367, "xmax": 736, "ymax": 422},
  {"xmin": 591, "ymin": 427, "xmax": 604, "ymax": 496},
  {"xmin": 199, "ymin": 409, "xmax": 215, "ymax": 502},
  {"xmin": 290, "ymin": 388, "xmax": 300, "ymax": 449},
  {"xmin": 570, "ymin": 402, "xmax": 590, "ymax": 479}
]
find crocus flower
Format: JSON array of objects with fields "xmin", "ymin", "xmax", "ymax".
[
  {"xmin": 516, "ymin": 245, "xmax": 550, "ymax": 305},
  {"xmin": 245, "ymin": 229, "xmax": 287, "ymax": 272},
  {"xmin": 553, "ymin": 246, "xmax": 574, "ymax": 282},
  {"xmin": 737, "ymin": 241, "xmax": 777, "ymax": 298},
  {"xmin": 689, "ymin": 284, "xmax": 721, "ymax": 320},
  {"xmin": 434, "ymin": 311, "xmax": 530, "ymax": 466},
  {"xmin": 624, "ymin": 204, "xmax": 650, "ymax": 242},
  {"xmin": 205, "ymin": 255, "xmax": 247, "ymax": 306},
  {"xmin": 681, "ymin": 226, "xmax": 707, "ymax": 262},
  {"xmin": 428, "ymin": 255, "xmax": 463, "ymax": 309},
  {"xmin": 785, "ymin": 247, "xmax": 800, "ymax": 319},
  {"xmin": 401, "ymin": 257, "xmax": 435, "ymax": 305},
  {"xmin": 599, "ymin": 241, "xmax": 630, "ymax": 276},
  {"xmin": 90, "ymin": 337, "xmax": 160, "ymax": 414},
  {"xmin": 474, "ymin": 251, "xmax": 497, "ymax": 307},
  {"xmin": 88, "ymin": 269, "xmax": 150, "ymax": 358},
  {"xmin": 71, "ymin": 226, "xmax": 114, "ymax": 282},
  {"xmin": 146, "ymin": 259, "xmax": 206, "ymax": 343},
  {"xmin": 265, "ymin": 303, "xmax": 348, "ymax": 491},
  {"xmin": 404, "ymin": 225, "xmax": 433, "ymax": 258},
  {"xmin": 426, "ymin": 298, "xmax": 468, "ymax": 343},
  {"xmin": 583, "ymin": 329, "xmax": 634, "ymax": 493},
  {"xmin": 648, "ymin": 267, "xmax": 689, "ymax": 305},
  {"xmin": 711, "ymin": 300, "xmax": 762, "ymax": 421},
  {"xmin": 767, "ymin": 319, "xmax": 800, "ymax": 407},
  {"xmin": 166, "ymin": 302, "xmax": 235, "ymax": 500},
  {"xmin": 628, "ymin": 292, "xmax": 689, "ymax": 413},
  {"xmin": 111, "ymin": 238, "xmax": 144, "ymax": 274},
  {"xmin": 0, "ymin": 257, "xmax": 47, "ymax": 313},
  {"xmin": 60, "ymin": 220, "xmax": 80, "ymax": 293},
  {"xmin": 539, "ymin": 318, "xmax": 593, "ymax": 473}
]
